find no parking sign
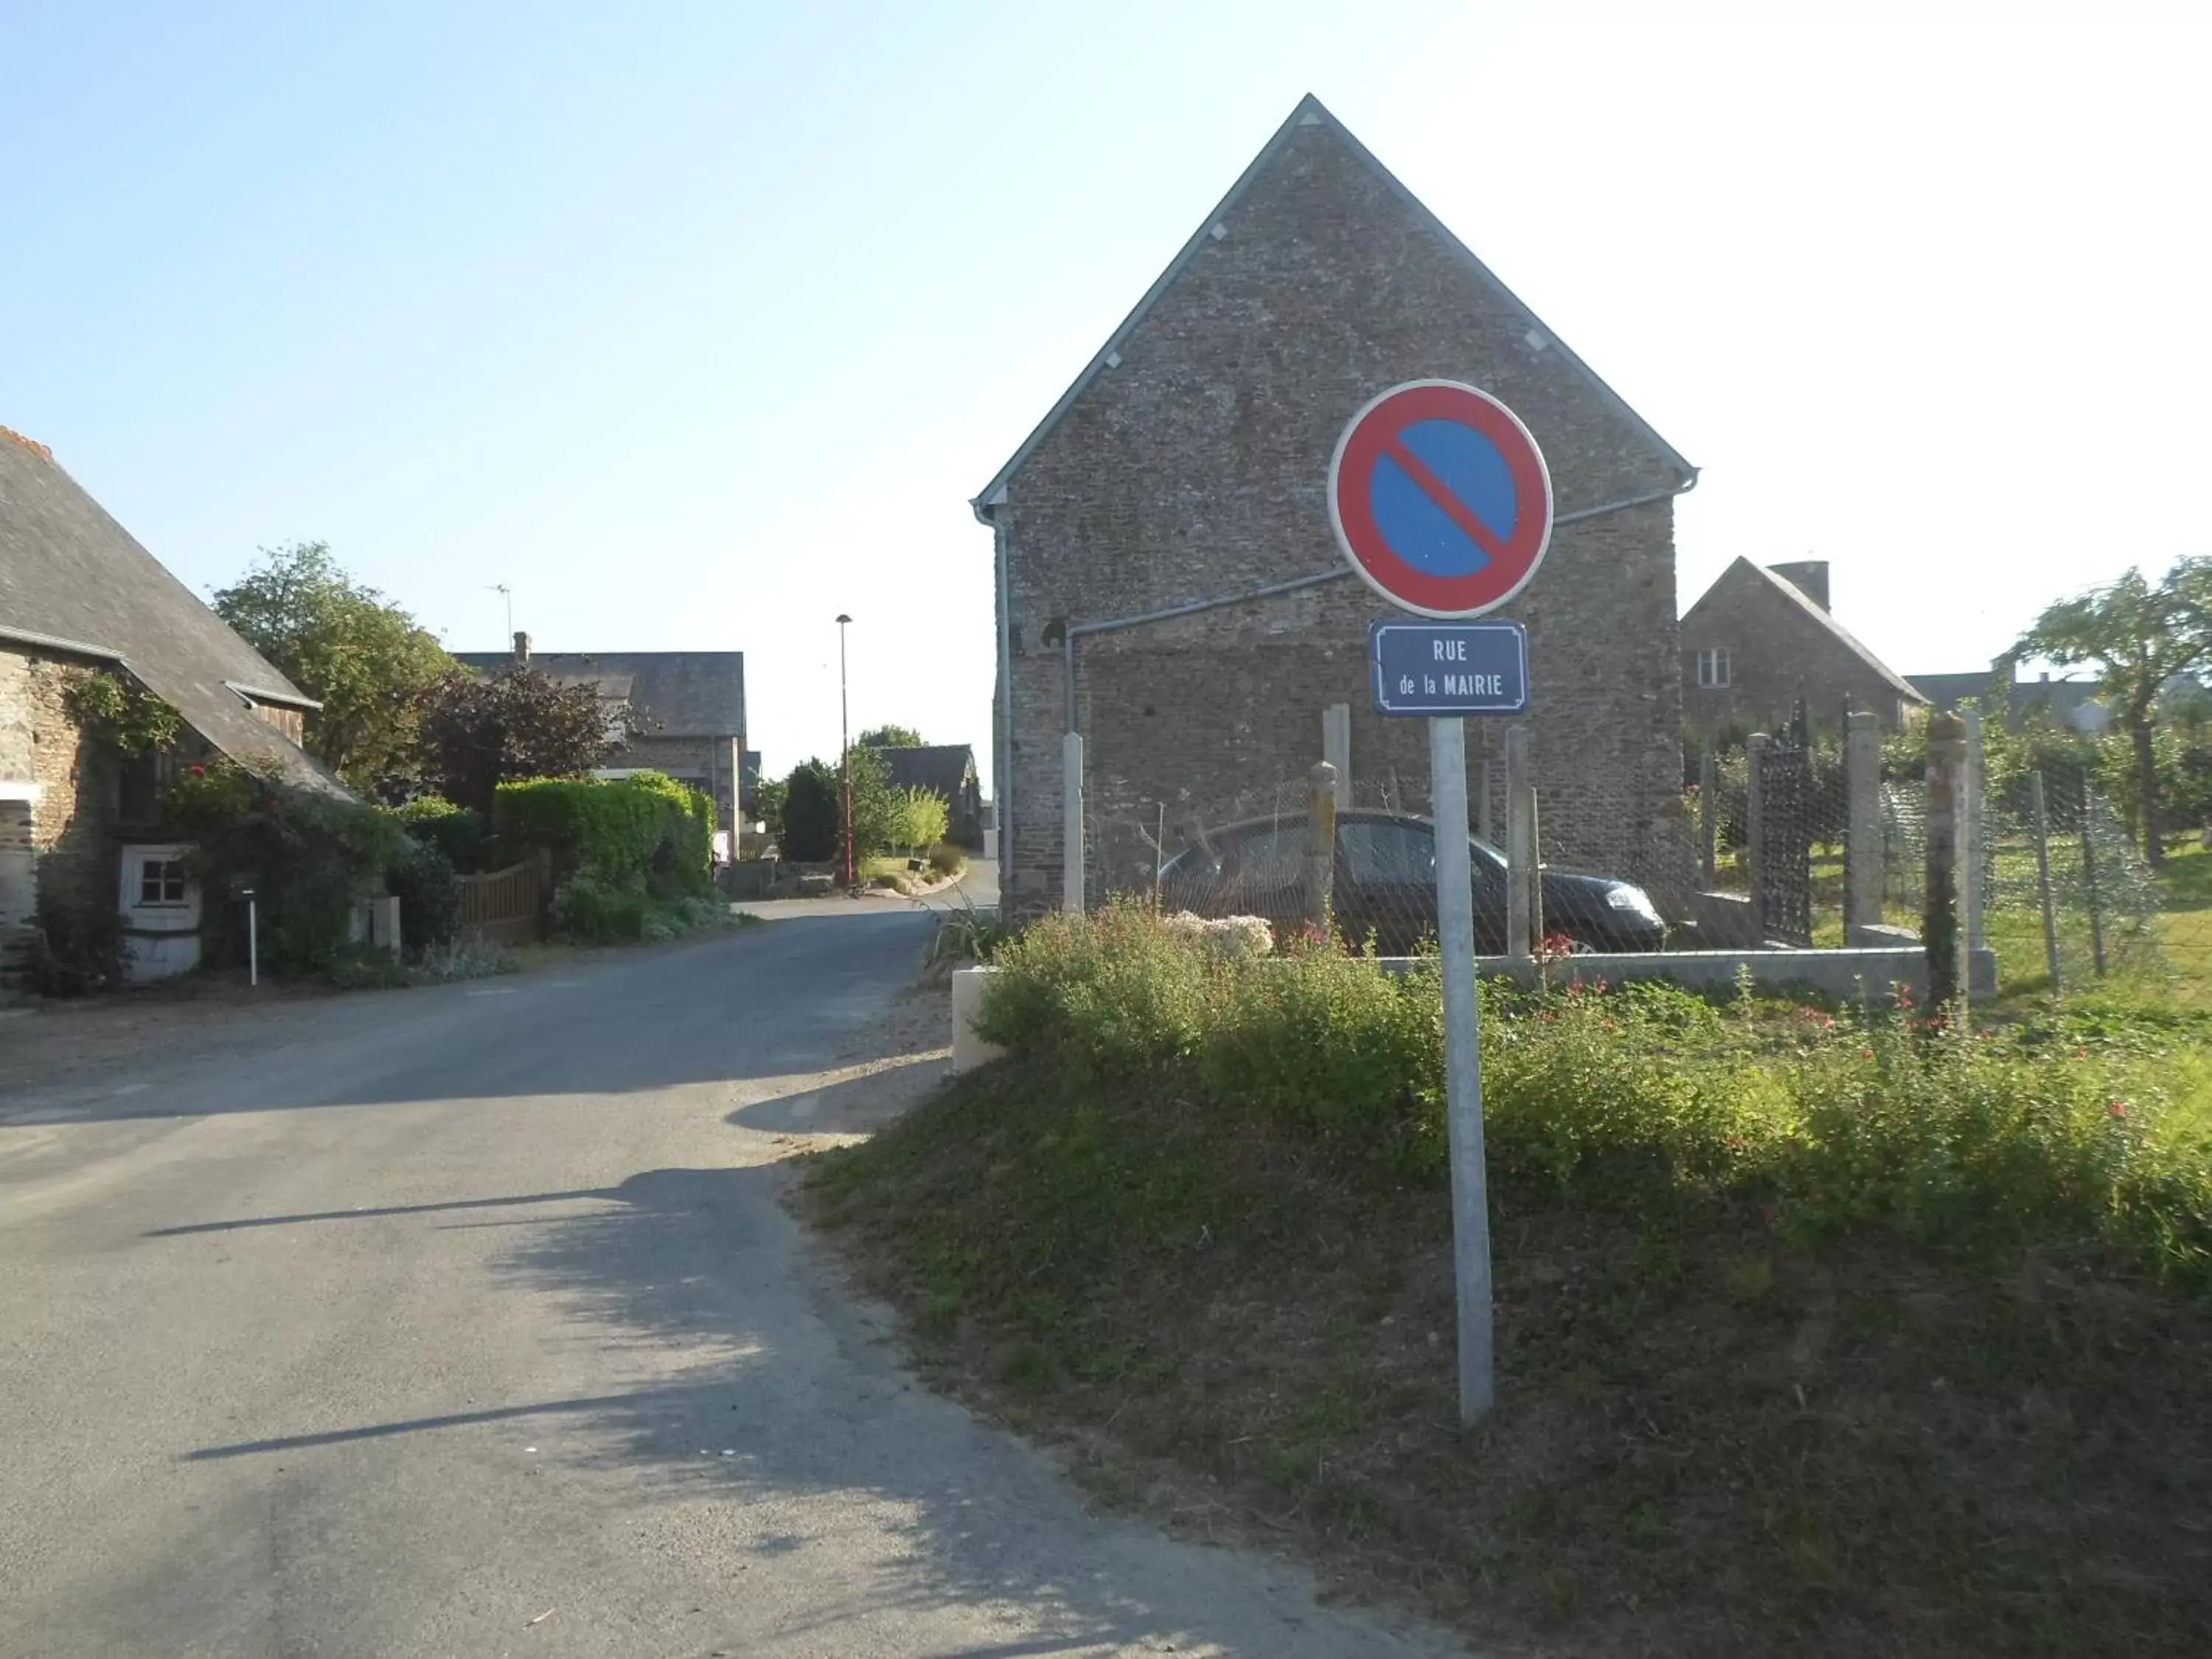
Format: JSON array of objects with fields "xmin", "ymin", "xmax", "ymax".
[
  {"xmin": 1329, "ymin": 379, "xmax": 1554, "ymax": 619},
  {"xmin": 1326, "ymin": 378, "xmax": 1555, "ymax": 1427}
]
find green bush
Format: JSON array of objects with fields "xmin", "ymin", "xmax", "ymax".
[
  {"xmin": 384, "ymin": 836, "xmax": 460, "ymax": 953},
  {"xmin": 551, "ymin": 876, "xmax": 727, "ymax": 945},
  {"xmin": 164, "ymin": 763, "xmax": 405, "ymax": 975},
  {"xmin": 395, "ymin": 794, "xmax": 495, "ymax": 872},
  {"xmin": 976, "ymin": 908, "xmax": 2212, "ymax": 1286},
  {"xmin": 495, "ymin": 771, "xmax": 711, "ymax": 894},
  {"xmin": 977, "ymin": 900, "xmax": 1225, "ymax": 1081},
  {"xmin": 553, "ymin": 874, "xmax": 650, "ymax": 942}
]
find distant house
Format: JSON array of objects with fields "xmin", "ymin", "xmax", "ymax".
[
  {"xmin": 1, "ymin": 427, "xmax": 336, "ymax": 983},
  {"xmin": 1680, "ymin": 558, "xmax": 1926, "ymax": 732},
  {"xmin": 871, "ymin": 744, "xmax": 984, "ymax": 849},
  {"xmin": 1910, "ymin": 665, "xmax": 2112, "ymax": 734},
  {"xmin": 455, "ymin": 637, "xmax": 747, "ymax": 835}
]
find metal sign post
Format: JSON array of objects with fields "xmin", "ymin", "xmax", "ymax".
[{"xmin": 1332, "ymin": 380, "xmax": 1554, "ymax": 1427}]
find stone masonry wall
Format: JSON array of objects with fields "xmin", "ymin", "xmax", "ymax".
[
  {"xmin": 993, "ymin": 117, "xmax": 1691, "ymax": 914},
  {"xmin": 0, "ymin": 648, "xmax": 118, "ymax": 972}
]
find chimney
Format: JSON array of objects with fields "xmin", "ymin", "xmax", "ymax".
[
  {"xmin": 1768, "ymin": 560, "xmax": 1831, "ymax": 611},
  {"xmin": 512, "ymin": 630, "xmax": 531, "ymax": 667}
]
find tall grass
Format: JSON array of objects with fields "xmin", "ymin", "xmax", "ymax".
[{"xmin": 977, "ymin": 901, "xmax": 2212, "ymax": 1286}]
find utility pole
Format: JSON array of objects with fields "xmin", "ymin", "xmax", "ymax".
[{"xmin": 837, "ymin": 613, "xmax": 854, "ymax": 888}]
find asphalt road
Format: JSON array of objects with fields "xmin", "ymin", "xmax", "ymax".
[{"xmin": 0, "ymin": 905, "xmax": 1468, "ymax": 1658}]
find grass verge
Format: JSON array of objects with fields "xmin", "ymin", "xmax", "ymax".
[{"xmin": 802, "ymin": 905, "xmax": 2212, "ymax": 1657}]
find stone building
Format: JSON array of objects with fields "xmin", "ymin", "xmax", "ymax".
[
  {"xmin": 454, "ymin": 640, "xmax": 748, "ymax": 836},
  {"xmin": 1, "ymin": 427, "xmax": 334, "ymax": 983},
  {"xmin": 974, "ymin": 96, "xmax": 1700, "ymax": 915},
  {"xmin": 1680, "ymin": 557, "xmax": 1926, "ymax": 734}
]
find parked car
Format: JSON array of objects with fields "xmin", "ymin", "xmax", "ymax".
[{"xmin": 1155, "ymin": 808, "xmax": 1666, "ymax": 955}]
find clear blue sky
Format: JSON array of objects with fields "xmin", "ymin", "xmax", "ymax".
[{"xmin": 7, "ymin": 3, "xmax": 2208, "ymax": 790}]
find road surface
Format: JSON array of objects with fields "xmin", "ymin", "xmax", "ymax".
[{"xmin": 0, "ymin": 902, "xmax": 1467, "ymax": 1657}]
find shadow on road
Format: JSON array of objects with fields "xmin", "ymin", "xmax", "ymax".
[{"xmin": 175, "ymin": 1163, "xmax": 1394, "ymax": 1657}]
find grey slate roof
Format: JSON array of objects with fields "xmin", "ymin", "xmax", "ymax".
[
  {"xmin": 0, "ymin": 434, "xmax": 339, "ymax": 793},
  {"xmin": 972, "ymin": 93, "xmax": 1695, "ymax": 519},
  {"xmin": 452, "ymin": 651, "xmax": 745, "ymax": 737},
  {"xmin": 1689, "ymin": 559, "xmax": 1927, "ymax": 708},
  {"xmin": 870, "ymin": 744, "xmax": 976, "ymax": 802}
]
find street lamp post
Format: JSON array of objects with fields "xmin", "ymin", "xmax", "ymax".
[{"xmin": 837, "ymin": 613, "xmax": 854, "ymax": 888}]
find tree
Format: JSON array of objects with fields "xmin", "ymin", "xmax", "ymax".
[
  {"xmin": 213, "ymin": 542, "xmax": 452, "ymax": 791},
  {"xmin": 856, "ymin": 723, "xmax": 925, "ymax": 748},
  {"xmin": 779, "ymin": 759, "xmax": 841, "ymax": 861},
  {"xmin": 417, "ymin": 667, "xmax": 622, "ymax": 813},
  {"xmin": 897, "ymin": 785, "xmax": 950, "ymax": 852},
  {"xmin": 2017, "ymin": 557, "xmax": 2212, "ymax": 863},
  {"xmin": 844, "ymin": 745, "xmax": 902, "ymax": 862}
]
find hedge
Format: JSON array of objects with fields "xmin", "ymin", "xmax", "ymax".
[{"xmin": 493, "ymin": 771, "xmax": 713, "ymax": 895}]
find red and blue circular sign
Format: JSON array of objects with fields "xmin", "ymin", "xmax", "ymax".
[{"xmin": 1329, "ymin": 380, "xmax": 1554, "ymax": 619}]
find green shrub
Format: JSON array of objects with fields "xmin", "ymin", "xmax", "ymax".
[
  {"xmin": 928, "ymin": 841, "xmax": 967, "ymax": 877},
  {"xmin": 165, "ymin": 763, "xmax": 405, "ymax": 975},
  {"xmin": 975, "ymin": 908, "xmax": 2212, "ymax": 1287},
  {"xmin": 1199, "ymin": 952, "xmax": 1444, "ymax": 1174},
  {"xmin": 551, "ymin": 877, "xmax": 725, "ymax": 945},
  {"xmin": 553, "ymin": 874, "xmax": 650, "ymax": 942},
  {"xmin": 976, "ymin": 899, "xmax": 1225, "ymax": 1080},
  {"xmin": 324, "ymin": 942, "xmax": 413, "ymax": 990},
  {"xmin": 384, "ymin": 836, "xmax": 460, "ymax": 953},
  {"xmin": 395, "ymin": 795, "xmax": 495, "ymax": 872},
  {"xmin": 495, "ymin": 771, "xmax": 710, "ymax": 894}
]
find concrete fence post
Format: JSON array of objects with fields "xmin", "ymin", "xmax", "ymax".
[
  {"xmin": 1745, "ymin": 732, "xmax": 1770, "ymax": 930},
  {"xmin": 1477, "ymin": 759, "xmax": 1498, "ymax": 845},
  {"xmin": 1505, "ymin": 724, "xmax": 1534, "ymax": 962},
  {"xmin": 1961, "ymin": 706, "xmax": 1986, "ymax": 956},
  {"xmin": 1321, "ymin": 704, "xmax": 1352, "ymax": 811},
  {"xmin": 1304, "ymin": 761, "xmax": 1338, "ymax": 931},
  {"xmin": 1697, "ymin": 748, "xmax": 1717, "ymax": 887},
  {"xmin": 1061, "ymin": 731, "xmax": 1084, "ymax": 915},
  {"xmin": 1845, "ymin": 711, "xmax": 1884, "ymax": 944},
  {"xmin": 1925, "ymin": 711, "xmax": 1968, "ymax": 1016}
]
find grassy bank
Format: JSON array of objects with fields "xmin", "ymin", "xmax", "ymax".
[{"xmin": 804, "ymin": 905, "xmax": 2212, "ymax": 1657}]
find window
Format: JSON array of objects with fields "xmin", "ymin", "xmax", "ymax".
[
  {"xmin": 1339, "ymin": 821, "xmax": 1435, "ymax": 884},
  {"xmin": 138, "ymin": 858, "xmax": 189, "ymax": 906},
  {"xmin": 1697, "ymin": 647, "xmax": 1732, "ymax": 689}
]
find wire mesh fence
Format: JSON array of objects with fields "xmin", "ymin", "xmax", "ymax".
[{"xmin": 1060, "ymin": 715, "xmax": 2212, "ymax": 1001}]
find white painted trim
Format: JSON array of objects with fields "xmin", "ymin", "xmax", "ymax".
[{"xmin": 0, "ymin": 780, "xmax": 41, "ymax": 803}]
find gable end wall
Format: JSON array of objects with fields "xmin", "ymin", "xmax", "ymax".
[{"xmin": 993, "ymin": 120, "xmax": 1690, "ymax": 911}]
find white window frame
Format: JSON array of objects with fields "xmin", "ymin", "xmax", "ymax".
[
  {"xmin": 1697, "ymin": 647, "xmax": 1732, "ymax": 689},
  {"xmin": 136, "ymin": 856, "xmax": 191, "ymax": 908}
]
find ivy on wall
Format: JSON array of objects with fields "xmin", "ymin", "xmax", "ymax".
[{"xmin": 63, "ymin": 669, "xmax": 183, "ymax": 759}]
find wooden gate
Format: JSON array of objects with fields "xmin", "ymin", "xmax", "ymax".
[{"xmin": 455, "ymin": 856, "xmax": 547, "ymax": 946}]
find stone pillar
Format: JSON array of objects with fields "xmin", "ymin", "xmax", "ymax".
[
  {"xmin": 1845, "ymin": 712, "xmax": 1885, "ymax": 944},
  {"xmin": 1321, "ymin": 704, "xmax": 1352, "ymax": 811}
]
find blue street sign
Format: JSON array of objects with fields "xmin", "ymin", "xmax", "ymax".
[{"xmin": 1369, "ymin": 619, "xmax": 1529, "ymax": 717}]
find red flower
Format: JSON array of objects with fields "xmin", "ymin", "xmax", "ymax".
[
  {"xmin": 1860, "ymin": 1046, "xmax": 1875, "ymax": 1059},
  {"xmin": 2110, "ymin": 1100, "xmax": 2128, "ymax": 1119},
  {"xmin": 187, "ymin": 763, "xmax": 205, "ymax": 777}
]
